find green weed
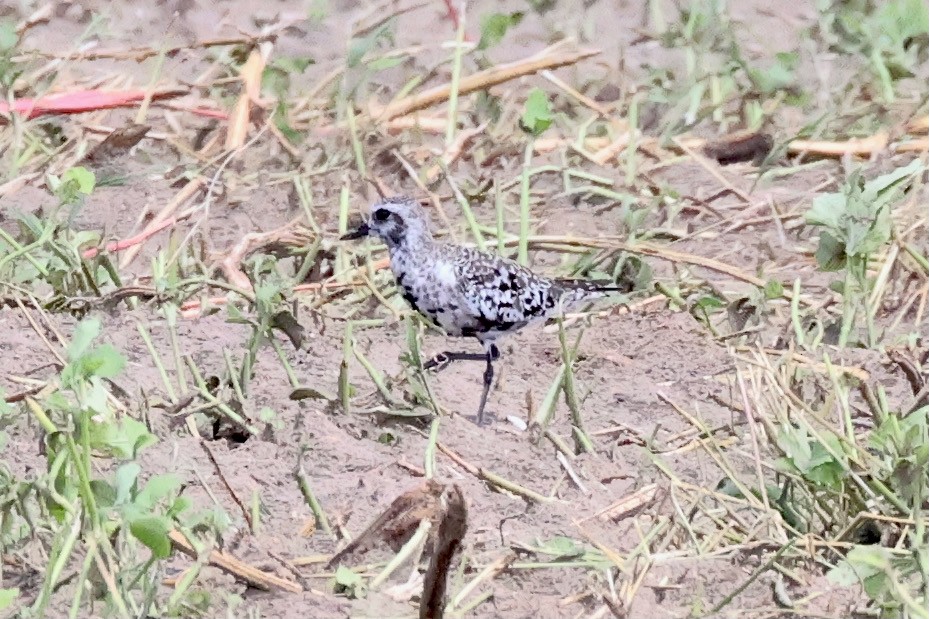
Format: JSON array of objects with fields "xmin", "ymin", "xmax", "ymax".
[
  {"xmin": 815, "ymin": 0, "xmax": 929, "ymax": 101},
  {"xmin": 1, "ymin": 318, "xmax": 193, "ymax": 616},
  {"xmin": 805, "ymin": 159, "xmax": 925, "ymax": 346}
]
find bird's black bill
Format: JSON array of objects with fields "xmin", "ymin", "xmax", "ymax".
[{"xmin": 340, "ymin": 222, "xmax": 370, "ymax": 240}]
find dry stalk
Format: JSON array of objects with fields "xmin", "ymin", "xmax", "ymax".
[
  {"xmin": 373, "ymin": 43, "xmax": 599, "ymax": 120},
  {"xmin": 168, "ymin": 529, "xmax": 302, "ymax": 593}
]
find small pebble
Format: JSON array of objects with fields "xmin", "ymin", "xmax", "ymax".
[{"xmin": 506, "ymin": 415, "xmax": 527, "ymax": 431}]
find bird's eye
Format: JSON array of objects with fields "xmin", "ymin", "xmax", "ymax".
[{"xmin": 373, "ymin": 208, "xmax": 391, "ymax": 221}]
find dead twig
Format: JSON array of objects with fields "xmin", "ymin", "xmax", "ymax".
[
  {"xmin": 374, "ymin": 43, "xmax": 599, "ymax": 120},
  {"xmin": 217, "ymin": 219, "xmax": 316, "ymax": 292},
  {"xmin": 117, "ymin": 176, "xmax": 207, "ymax": 268},
  {"xmin": 225, "ymin": 43, "xmax": 273, "ymax": 150},
  {"xmin": 327, "ymin": 480, "xmax": 447, "ymax": 568},
  {"xmin": 199, "ymin": 441, "xmax": 254, "ymax": 532},
  {"xmin": 419, "ymin": 485, "xmax": 467, "ymax": 619},
  {"xmin": 168, "ymin": 529, "xmax": 302, "ymax": 593},
  {"xmin": 582, "ymin": 484, "xmax": 661, "ymax": 523}
]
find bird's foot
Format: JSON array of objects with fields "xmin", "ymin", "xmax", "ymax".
[
  {"xmin": 423, "ymin": 351, "xmax": 487, "ymax": 372},
  {"xmin": 423, "ymin": 352, "xmax": 452, "ymax": 372},
  {"xmin": 469, "ymin": 410, "xmax": 496, "ymax": 426}
]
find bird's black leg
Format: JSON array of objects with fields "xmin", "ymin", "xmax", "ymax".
[
  {"xmin": 424, "ymin": 344, "xmax": 499, "ymax": 372},
  {"xmin": 474, "ymin": 346, "xmax": 496, "ymax": 426}
]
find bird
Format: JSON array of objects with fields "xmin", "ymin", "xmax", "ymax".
[{"xmin": 341, "ymin": 195, "xmax": 623, "ymax": 425}]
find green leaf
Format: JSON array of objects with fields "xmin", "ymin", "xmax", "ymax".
[
  {"xmin": 136, "ymin": 473, "xmax": 182, "ymax": 510},
  {"xmin": 814, "ymin": 231, "xmax": 846, "ymax": 271},
  {"xmin": 805, "ymin": 441, "xmax": 844, "ymax": 488},
  {"xmin": 86, "ymin": 416, "xmax": 157, "ymax": 459},
  {"xmin": 83, "ymin": 378, "xmax": 110, "ymax": 415},
  {"xmin": 521, "ymin": 88, "xmax": 553, "ymax": 136},
  {"xmin": 806, "ymin": 192, "xmax": 846, "ymax": 229},
  {"xmin": 0, "ymin": 387, "xmax": 12, "ymax": 416},
  {"xmin": 0, "ymin": 21, "xmax": 18, "ymax": 51},
  {"xmin": 273, "ymin": 56, "xmax": 315, "ymax": 74},
  {"xmin": 478, "ymin": 12, "xmax": 523, "ymax": 50},
  {"xmin": 693, "ymin": 295, "xmax": 726, "ymax": 311},
  {"xmin": 67, "ymin": 318, "xmax": 102, "ymax": 361},
  {"xmin": 763, "ymin": 279, "xmax": 784, "ymax": 300},
  {"xmin": 63, "ymin": 166, "xmax": 96, "ymax": 194},
  {"xmin": 876, "ymin": 0, "xmax": 929, "ymax": 44},
  {"xmin": 864, "ymin": 159, "xmax": 923, "ymax": 196},
  {"xmin": 365, "ymin": 56, "xmax": 404, "ymax": 71},
  {"xmin": 90, "ymin": 479, "xmax": 117, "ymax": 509},
  {"xmin": 777, "ymin": 424, "xmax": 813, "ymax": 472},
  {"xmin": 53, "ymin": 166, "xmax": 96, "ymax": 204},
  {"xmin": 82, "ymin": 345, "xmax": 126, "ymax": 379},
  {"xmin": 166, "ymin": 496, "xmax": 192, "ymax": 520},
  {"xmin": 0, "ymin": 588, "xmax": 19, "ymax": 611},
  {"xmin": 334, "ymin": 566, "xmax": 367, "ymax": 598},
  {"xmin": 779, "ymin": 424, "xmax": 845, "ymax": 488},
  {"xmin": 536, "ymin": 536, "xmax": 585, "ymax": 560},
  {"xmin": 115, "ymin": 462, "xmax": 141, "ymax": 504},
  {"xmin": 828, "ymin": 545, "xmax": 893, "ymax": 599},
  {"xmin": 255, "ymin": 280, "xmax": 283, "ymax": 311},
  {"xmin": 347, "ymin": 21, "xmax": 393, "ymax": 68},
  {"xmin": 129, "ymin": 515, "xmax": 173, "ymax": 559},
  {"xmin": 749, "ymin": 52, "xmax": 797, "ymax": 94},
  {"xmin": 273, "ymin": 101, "xmax": 303, "ymax": 145},
  {"xmin": 715, "ymin": 478, "xmax": 745, "ymax": 499},
  {"xmin": 807, "ymin": 160, "xmax": 922, "ymax": 264},
  {"xmin": 62, "ymin": 344, "xmax": 127, "ymax": 386}
]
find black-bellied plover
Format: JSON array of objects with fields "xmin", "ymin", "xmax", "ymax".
[{"xmin": 342, "ymin": 196, "xmax": 621, "ymax": 425}]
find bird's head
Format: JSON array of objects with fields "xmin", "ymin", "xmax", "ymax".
[{"xmin": 340, "ymin": 196, "xmax": 432, "ymax": 248}]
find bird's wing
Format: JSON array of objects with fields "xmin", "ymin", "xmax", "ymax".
[{"xmin": 452, "ymin": 247, "xmax": 557, "ymax": 330}]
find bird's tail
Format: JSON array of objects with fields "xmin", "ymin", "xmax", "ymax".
[{"xmin": 554, "ymin": 279, "xmax": 626, "ymax": 306}]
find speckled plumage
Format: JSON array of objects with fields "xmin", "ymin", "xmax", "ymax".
[{"xmin": 342, "ymin": 195, "xmax": 621, "ymax": 423}]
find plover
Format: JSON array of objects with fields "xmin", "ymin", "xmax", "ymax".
[{"xmin": 341, "ymin": 196, "xmax": 622, "ymax": 424}]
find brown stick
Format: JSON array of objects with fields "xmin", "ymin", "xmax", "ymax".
[
  {"xmin": 375, "ymin": 45, "xmax": 599, "ymax": 120},
  {"xmin": 168, "ymin": 529, "xmax": 302, "ymax": 593},
  {"xmin": 906, "ymin": 115, "xmax": 928, "ymax": 135},
  {"xmin": 82, "ymin": 212, "xmax": 192, "ymax": 259},
  {"xmin": 420, "ymin": 485, "xmax": 467, "ymax": 619},
  {"xmin": 118, "ymin": 177, "xmax": 206, "ymax": 268},
  {"xmin": 16, "ymin": 35, "xmax": 278, "ymax": 62},
  {"xmin": 199, "ymin": 442, "xmax": 254, "ymax": 532},
  {"xmin": 788, "ymin": 133, "xmax": 889, "ymax": 157}
]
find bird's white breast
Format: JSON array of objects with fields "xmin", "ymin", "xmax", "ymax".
[{"xmin": 434, "ymin": 260, "xmax": 457, "ymax": 287}]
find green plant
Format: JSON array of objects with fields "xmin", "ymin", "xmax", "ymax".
[
  {"xmin": 0, "ymin": 166, "xmax": 122, "ymax": 310},
  {"xmin": 520, "ymin": 87, "xmax": 554, "ymax": 136},
  {"xmin": 263, "ymin": 55, "xmax": 315, "ymax": 145},
  {"xmin": 333, "ymin": 565, "xmax": 367, "ymax": 599},
  {"xmin": 828, "ymin": 543, "xmax": 928, "ymax": 618},
  {"xmin": 341, "ymin": 20, "xmax": 403, "ymax": 103},
  {"xmin": 477, "ymin": 11, "xmax": 523, "ymax": 51},
  {"xmin": 227, "ymin": 255, "xmax": 304, "ymax": 391},
  {"xmin": 48, "ymin": 166, "xmax": 97, "ymax": 207},
  {"xmin": 4, "ymin": 318, "xmax": 191, "ymax": 616},
  {"xmin": 815, "ymin": 0, "xmax": 929, "ymax": 101},
  {"xmin": 514, "ymin": 88, "xmax": 555, "ymax": 266},
  {"xmin": 868, "ymin": 405, "xmax": 929, "ymax": 508},
  {"xmin": 0, "ymin": 19, "xmax": 21, "ymax": 89},
  {"xmin": 805, "ymin": 159, "xmax": 924, "ymax": 346}
]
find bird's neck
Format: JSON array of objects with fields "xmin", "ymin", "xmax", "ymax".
[
  {"xmin": 387, "ymin": 232, "xmax": 439, "ymax": 276},
  {"xmin": 385, "ymin": 228, "xmax": 435, "ymax": 258}
]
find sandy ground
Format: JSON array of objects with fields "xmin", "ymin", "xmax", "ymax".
[{"xmin": 1, "ymin": 0, "xmax": 926, "ymax": 618}]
